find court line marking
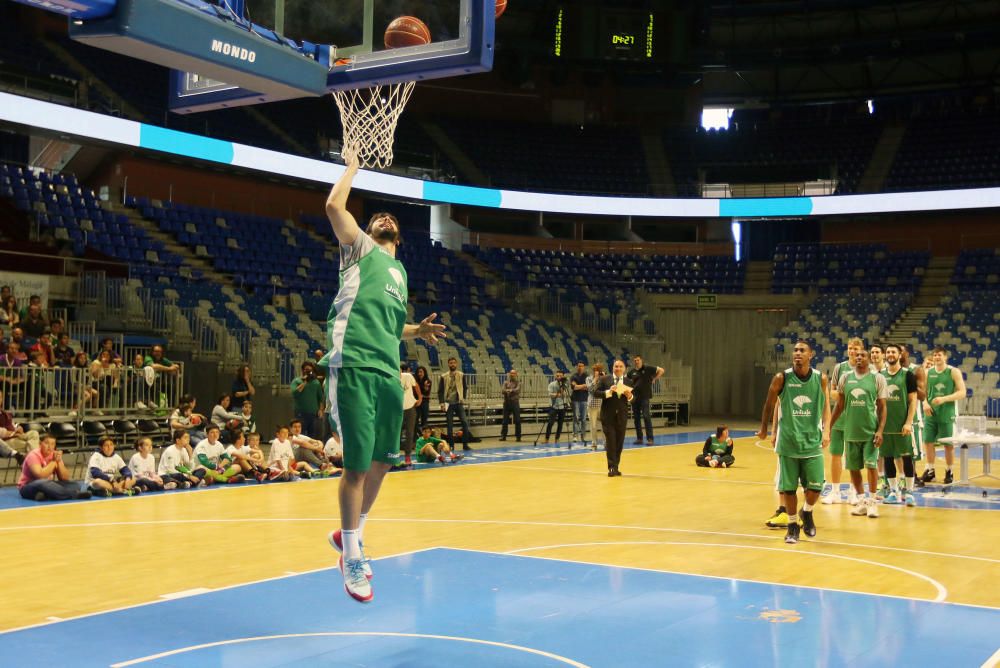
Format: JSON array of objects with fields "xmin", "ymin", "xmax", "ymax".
[
  {"xmin": 504, "ymin": 540, "xmax": 948, "ymax": 602},
  {"xmin": 0, "ymin": 547, "xmax": 436, "ymax": 637},
  {"xmin": 109, "ymin": 632, "xmax": 591, "ymax": 668},
  {"xmin": 448, "ymin": 546, "xmax": 1000, "ymax": 612},
  {"xmin": 159, "ymin": 588, "xmax": 212, "ymax": 600},
  {"xmin": 981, "ymin": 646, "xmax": 1000, "ymax": 668},
  {"xmin": 1, "ymin": 516, "xmax": 998, "ymax": 566}
]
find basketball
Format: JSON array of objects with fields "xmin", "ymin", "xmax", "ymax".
[
  {"xmin": 190, "ymin": 415, "xmax": 202, "ymax": 426},
  {"xmin": 384, "ymin": 16, "xmax": 431, "ymax": 49},
  {"xmin": 496, "ymin": 0, "xmax": 507, "ymax": 18}
]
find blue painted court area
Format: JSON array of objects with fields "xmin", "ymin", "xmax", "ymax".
[{"xmin": 1, "ymin": 548, "xmax": 998, "ymax": 667}]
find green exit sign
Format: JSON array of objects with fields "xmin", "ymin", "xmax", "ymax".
[{"xmin": 696, "ymin": 294, "xmax": 718, "ymax": 309}]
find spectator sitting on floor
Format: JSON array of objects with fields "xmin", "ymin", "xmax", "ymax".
[
  {"xmin": 193, "ymin": 425, "xmax": 245, "ymax": 484},
  {"xmin": 211, "ymin": 394, "xmax": 244, "ymax": 431},
  {"xmin": 128, "ymin": 436, "xmax": 175, "ymax": 492},
  {"xmin": 21, "ymin": 303, "xmax": 48, "ymax": 339},
  {"xmin": 86, "ymin": 437, "xmax": 138, "ymax": 497},
  {"xmin": 323, "ymin": 431, "xmax": 344, "ymax": 470},
  {"xmin": 52, "ymin": 332, "xmax": 74, "ymax": 368},
  {"xmin": 415, "ymin": 425, "xmax": 463, "ymax": 464},
  {"xmin": 696, "ymin": 426, "xmax": 736, "ymax": 468},
  {"xmin": 267, "ymin": 425, "xmax": 304, "ymax": 481},
  {"xmin": 289, "ymin": 418, "xmax": 332, "ymax": 473},
  {"xmin": 18, "ymin": 433, "xmax": 91, "ymax": 501},
  {"xmin": 0, "ymin": 388, "xmax": 39, "ymax": 455},
  {"xmin": 157, "ymin": 430, "xmax": 201, "ymax": 488},
  {"xmin": 170, "ymin": 401, "xmax": 207, "ymax": 443},
  {"xmin": 225, "ymin": 429, "xmax": 267, "ymax": 482},
  {"xmin": 239, "ymin": 400, "xmax": 257, "ymax": 435}
]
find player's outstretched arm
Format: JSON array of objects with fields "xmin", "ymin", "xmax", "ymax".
[
  {"xmin": 325, "ymin": 148, "xmax": 362, "ymax": 246},
  {"xmin": 402, "ymin": 312, "xmax": 447, "ymax": 343}
]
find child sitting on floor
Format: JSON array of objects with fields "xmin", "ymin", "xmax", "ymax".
[
  {"xmin": 226, "ymin": 429, "xmax": 267, "ymax": 482},
  {"xmin": 86, "ymin": 437, "xmax": 138, "ymax": 496},
  {"xmin": 696, "ymin": 426, "xmax": 735, "ymax": 468},
  {"xmin": 128, "ymin": 436, "xmax": 175, "ymax": 492},
  {"xmin": 193, "ymin": 425, "xmax": 245, "ymax": 484},
  {"xmin": 415, "ymin": 425, "xmax": 463, "ymax": 464},
  {"xmin": 158, "ymin": 430, "xmax": 202, "ymax": 488}
]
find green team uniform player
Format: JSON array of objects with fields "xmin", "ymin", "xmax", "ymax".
[
  {"xmin": 758, "ymin": 340, "xmax": 830, "ymax": 544},
  {"xmin": 823, "ymin": 338, "xmax": 862, "ymax": 505},
  {"xmin": 323, "ymin": 149, "xmax": 447, "ymax": 603},
  {"xmin": 920, "ymin": 348, "xmax": 966, "ymax": 485},
  {"xmin": 879, "ymin": 344, "xmax": 919, "ymax": 505}
]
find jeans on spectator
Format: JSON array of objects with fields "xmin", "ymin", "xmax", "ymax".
[
  {"xmin": 417, "ymin": 401, "xmax": 430, "ymax": 429},
  {"xmin": 500, "ymin": 400, "xmax": 521, "ymax": 439},
  {"xmin": 295, "ymin": 412, "xmax": 320, "ymax": 440},
  {"xmin": 445, "ymin": 403, "xmax": 471, "ymax": 446},
  {"xmin": 19, "ymin": 479, "xmax": 82, "ymax": 500},
  {"xmin": 546, "ymin": 407, "xmax": 566, "ymax": 442},
  {"xmin": 632, "ymin": 397, "xmax": 654, "ymax": 441},
  {"xmin": 294, "ymin": 445, "xmax": 324, "ymax": 468},
  {"xmin": 572, "ymin": 400, "xmax": 588, "ymax": 441}
]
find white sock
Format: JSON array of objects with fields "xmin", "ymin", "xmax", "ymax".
[
  {"xmin": 802, "ymin": 502, "xmax": 814, "ymax": 512},
  {"xmin": 888, "ymin": 478, "xmax": 899, "ymax": 492},
  {"xmin": 907, "ymin": 476, "xmax": 915, "ymax": 491},
  {"xmin": 787, "ymin": 514, "xmax": 798, "ymax": 524},
  {"xmin": 341, "ymin": 528, "xmax": 362, "ymax": 560},
  {"xmin": 358, "ymin": 513, "xmax": 368, "ymax": 543}
]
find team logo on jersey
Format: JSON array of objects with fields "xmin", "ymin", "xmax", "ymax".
[
  {"xmin": 887, "ymin": 385, "xmax": 901, "ymax": 398},
  {"xmin": 791, "ymin": 394, "xmax": 813, "ymax": 417},
  {"xmin": 849, "ymin": 387, "xmax": 869, "ymax": 407},
  {"xmin": 384, "ymin": 267, "xmax": 406, "ymax": 304},
  {"xmin": 934, "ymin": 382, "xmax": 946, "ymax": 393},
  {"xmin": 850, "ymin": 388, "xmax": 866, "ymax": 399}
]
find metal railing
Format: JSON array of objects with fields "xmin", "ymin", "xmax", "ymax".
[{"xmin": 0, "ymin": 363, "xmax": 185, "ymax": 420}]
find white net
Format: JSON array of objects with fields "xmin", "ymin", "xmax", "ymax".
[{"xmin": 332, "ymin": 81, "xmax": 416, "ymax": 170}]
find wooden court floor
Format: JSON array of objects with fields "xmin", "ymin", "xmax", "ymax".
[{"xmin": 1, "ymin": 431, "xmax": 999, "ymax": 632}]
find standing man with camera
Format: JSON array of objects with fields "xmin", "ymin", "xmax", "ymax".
[
  {"xmin": 570, "ymin": 361, "xmax": 590, "ymax": 447},
  {"xmin": 543, "ymin": 370, "xmax": 569, "ymax": 446},
  {"xmin": 291, "ymin": 361, "xmax": 325, "ymax": 440},
  {"xmin": 626, "ymin": 355, "xmax": 664, "ymax": 445}
]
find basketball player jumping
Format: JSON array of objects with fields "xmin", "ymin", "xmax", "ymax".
[
  {"xmin": 757, "ymin": 340, "xmax": 831, "ymax": 545},
  {"xmin": 324, "ymin": 149, "xmax": 446, "ymax": 603}
]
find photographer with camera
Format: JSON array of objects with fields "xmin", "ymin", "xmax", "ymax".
[
  {"xmin": 291, "ymin": 361, "xmax": 326, "ymax": 438},
  {"xmin": 543, "ymin": 370, "xmax": 570, "ymax": 446}
]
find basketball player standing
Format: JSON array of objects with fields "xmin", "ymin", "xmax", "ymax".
[
  {"xmin": 920, "ymin": 347, "xmax": 967, "ymax": 485},
  {"xmin": 823, "ymin": 337, "xmax": 862, "ymax": 505}
]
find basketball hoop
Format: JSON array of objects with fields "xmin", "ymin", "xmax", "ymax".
[{"xmin": 332, "ymin": 81, "xmax": 415, "ymax": 170}]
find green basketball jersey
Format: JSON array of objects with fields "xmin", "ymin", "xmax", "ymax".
[
  {"xmin": 325, "ymin": 234, "xmax": 408, "ymax": 378},
  {"xmin": 709, "ymin": 436, "xmax": 727, "ymax": 455},
  {"xmin": 880, "ymin": 367, "xmax": 912, "ymax": 434},
  {"xmin": 838, "ymin": 370, "xmax": 887, "ymax": 442},
  {"xmin": 830, "ymin": 359, "xmax": 852, "ymax": 432},
  {"xmin": 927, "ymin": 365, "xmax": 958, "ymax": 422},
  {"xmin": 776, "ymin": 367, "xmax": 825, "ymax": 458}
]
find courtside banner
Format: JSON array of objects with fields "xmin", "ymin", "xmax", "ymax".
[{"xmin": 4, "ymin": 92, "xmax": 1000, "ymax": 217}]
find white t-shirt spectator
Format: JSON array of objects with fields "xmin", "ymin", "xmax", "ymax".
[
  {"xmin": 158, "ymin": 444, "xmax": 193, "ymax": 475},
  {"xmin": 226, "ymin": 444, "xmax": 251, "ymax": 459},
  {"xmin": 324, "ymin": 436, "xmax": 343, "ymax": 458},
  {"xmin": 128, "ymin": 452, "xmax": 157, "ymax": 479},
  {"xmin": 86, "ymin": 451, "xmax": 126, "ymax": 484},
  {"xmin": 401, "ymin": 372, "xmax": 417, "ymax": 411},
  {"xmin": 212, "ymin": 404, "xmax": 243, "ymax": 430},
  {"xmin": 268, "ymin": 438, "xmax": 294, "ymax": 468},
  {"xmin": 193, "ymin": 438, "xmax": 226, "ymax": 470}
]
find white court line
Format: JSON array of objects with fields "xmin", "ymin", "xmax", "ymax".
[
  {"xmin": 0, "ymin": 547, "xmax": 437, "ymax": 637},
  {"xmin": 159, "ymin": 588, "xmax": 212, "ymax": 600},
  {"xmin": 110, "ymin": 632, "xmax": 591, "ymax": 668},
  {"xmin": 981, "ymin": 646, "xmax": 1000, "ymax": 668},
  {"xmin": 511, "ymin": 464, "xmax": 773, "ymax": 486},
  {"xmin": 446, "ymin": 546, "xmax": 1000, "ymax": 612},
  {"xmin": 1, "ymin": 516, "xmax": 998, "ymax": 565},
  {"xmin": 504, "ymin": 540, "xmax": 948, "ymax": 602}
]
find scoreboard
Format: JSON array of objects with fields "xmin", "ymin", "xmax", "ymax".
[{"xmin": 553, "ymin": 5, "xmax": 659, "ymax": 62}]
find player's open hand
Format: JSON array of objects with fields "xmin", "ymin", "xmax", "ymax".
[
  {"xmin": 342, "ymin": 145, "xmax": 359, "ymax": 170},
  {"xmin": 416, "ymin": 312, "xmax": 447, "ymax": 344}
]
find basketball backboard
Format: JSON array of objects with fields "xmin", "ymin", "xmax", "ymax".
[{"xmin": 167, "ymin": 0, "xmax": 495, "ymax": 113}]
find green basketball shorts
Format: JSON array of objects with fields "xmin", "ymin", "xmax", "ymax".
[
  {"xmin": 778, "ymin": 455, "xmax": 825, "ymax": 493},
  {"xmin": 923, "ymin": 413, "xmax": 955, "ymax": 445},
  {"xmin": 327, "ymin": 366, "xmax": 403, "ymax": 472},
  {"xmin": 829, "ymin": 428, "xmax": 845, "ymax": 456},
  {"xmin": 880, "ymin": 433, "xmax": 912, "ymax": 459},
  {"xmin": 846, "ymin": 439, "xmax": 879, "ymax": 470}
]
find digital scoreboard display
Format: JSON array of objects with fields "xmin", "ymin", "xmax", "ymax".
[{"xmin": 601, "ymin": 10, "xmax": 654, "ymax": 60}]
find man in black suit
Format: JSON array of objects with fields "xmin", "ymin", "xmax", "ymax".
[{"xmin": 592, "ymin": 359, "xmax": 634, "ymax": 476}]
